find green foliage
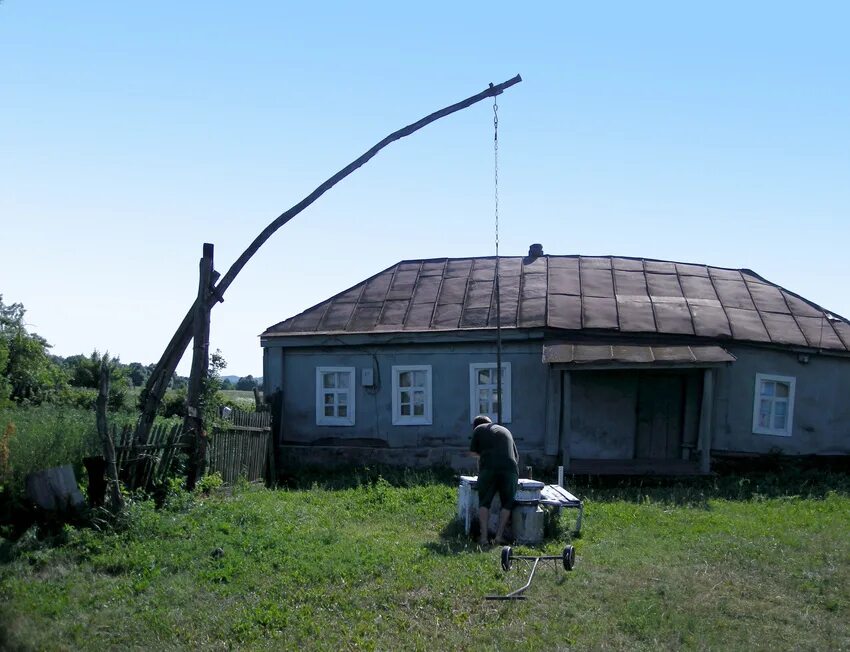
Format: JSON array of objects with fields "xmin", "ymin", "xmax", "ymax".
[
  {"xmin": 61, "ymin": 351, "xmax": 128, "ymax": 411},
  {"xmin": 234, "ymin": 375, "xmax": 259, "ymax": 391},
  {"xmin": 195, "ymin": 471, "xmax": 224, "ymax": 495},
  {"xmin": 126, "ymin": 362, "xmax": 155, "ymax": 389},
  {"xmin": 201, "ymin": 349, "xmax": 227, "ymax": 423},
  {"xmin": 0, "ymin": 295, "xmax": 67, "ymax": 405}
]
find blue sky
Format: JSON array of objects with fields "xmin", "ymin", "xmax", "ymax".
[{"xmin": 1, "ymin": 1, "xmax": 848, "ymax": 376}]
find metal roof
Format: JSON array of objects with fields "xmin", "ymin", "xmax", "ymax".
[
  {"xmin": 262, "ymin": 255, "xmax": 850, "ymax": 353},
  {"xmin": 542, "ymin": 344, "xmax": 737, "ymax": 366}
]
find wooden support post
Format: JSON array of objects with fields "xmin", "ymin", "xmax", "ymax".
[
  {"xmin": 544, "ymin": 367, "xmax": 561, "ymax": 455},
  {"xmin": 698, "ymin": 368, "xmax": 715, "ymax": 474},
  {"xmin": 560, "ymin": 371, "xmax": 572, "ymax": 472},
  {"xmin": 96, "ymin": 361, "xmax": 123, "ymax": 511},
  {"xmin": 185, "ymin": 243, "xmax": 214, "ymax": 490}
]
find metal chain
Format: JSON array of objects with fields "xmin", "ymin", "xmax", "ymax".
[
  {"xmin": 493, "ymin": 98, "xmax": 499, "ymax": 258},
  {"xmin": 493, "ymin": 95, "xmax": 503, "ymax": 424}
]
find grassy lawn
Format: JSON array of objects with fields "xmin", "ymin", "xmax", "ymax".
[{"xmin": 1, "ymin": 473, "xmax": 849, "ymax": 651}]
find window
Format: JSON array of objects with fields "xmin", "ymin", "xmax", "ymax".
[
  {"xmin": 752, "ymin": 373, "xmax": 795, "ymax": 436},
  {"xmin": 469, "ymin": 363, "xmax": 512, "ymax": 423},
  {"xmin": 392, "ymin": 365, "xmax": 432, "ymax": 425},
  {"xmin": 316, "ymin": 367, "xmax": 355, "ymax": 426}
]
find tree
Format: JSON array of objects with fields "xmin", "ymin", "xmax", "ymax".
[
  {"xmin": 64, "ymin": 351, "xmax": 127, "ymax": 391},
  {"xmin": 62, "ymin": 351, "xmax": 128, "ymax": 411},
  {"xmin": 127, "ymin": 362, "xmax": 153, "ymax": 388},
  {"xmin": 0, "ymin": 295, "xmax": 66, "ymax": 404},
  {"xmin": 235, "ymin": 375, "xmax": 258, "ymax": 391}
]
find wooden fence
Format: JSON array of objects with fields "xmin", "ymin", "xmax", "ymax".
[
  {"xmin": 109, "ymin": 410, "xmax": 273, "ymax": 491},
  {"xmin": 207, "ymin": 410, "xmax": 273, "ymax": 485},
  {"xmin": 114, "ymin": 422, "xmax": 188, "ymax": 492}
]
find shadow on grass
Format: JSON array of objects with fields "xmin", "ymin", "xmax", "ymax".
[
  {"xmin": 278, "ymin": 464, "xmax": 458, "ymax": 491},
  {"xmin": 569, "ymin": 458, "xmax": 850, "ymax": 507},
  {"xmin": 424, "ymin": 517, "xmax": 481, "ymax": 556}
]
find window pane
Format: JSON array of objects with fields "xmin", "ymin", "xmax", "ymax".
[
  {"xmin": 399, "ymin": 371, "xmax": 411, "ymax": 387},
  {"xmin": 760, "ymin": 381, "xmax": 774, "ymax": 397},
  {"xmin": 413, "ymin": 370, "xmax": 426, "ymax": 387},
  {"xmin": 478, "ymin": 398, "xmax": 489, "ymax": 413},
  {"xmin": 401, "ymin": 404, "xmax": 411, "ymax": 416},
  {"xmin": 338, "ymin": 405, "xmax": 347, "ymax": 417},
  {"xmin": 758, "ymin": 399, "xmax": 772, "ymax": 428},
  {"xmin": 324, "ymin": 394, "xmax": 334, "ymax": 405},
  {"xmin": 324, "ymin": 406, "xmax": 334, "ymax": 417},
  {"xmin": 323, "ymin": 374, "xmax": 336, "ymax": 389},
  {"xmin": 338, "ymin": 373, "xmax": 350, "ymax": 389},
  {"xmin": 413, "ymin": 391, "xmax": 425, "ymax": 407},
  {"xmin": 776, "ymin": 383, "xmax": 789, "ymax": 398},
  {"xmin": 479, "ymin": 389, "xmax": 489, "ymax": 404},
  {"xmin": 413, "ymin": 403, "xmax": 424, "ymax": 416},
  {"xmin": 478, "ymin": 369, "xmax": 491, "ymax": 385},
  {"xmin": 338, "ymin": 394, "xmax": 347, "ymax": 406},
  {"xmin": 773, "ymin": 401, "xmax": 787, "ymax": 430},
  {"xmin": 400, "ymin": 390, "xmax": 410, "ymax": 405}
]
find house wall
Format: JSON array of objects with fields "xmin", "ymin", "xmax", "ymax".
[
  {"xmin": 263, "ymin": 340, "xmax": 552, "ymax": 468},
  {"xmin": 713, "ymin": 345, "xmax": 850, "ymax": 455},
  {"xmin": 262, "ymin": 338, "xmax": 850, "ymax": 471}
]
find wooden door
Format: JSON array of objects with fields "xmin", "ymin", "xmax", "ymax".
[{"xmin": 635, "ymin": 373, "xmax": 685, "ymax": 459}]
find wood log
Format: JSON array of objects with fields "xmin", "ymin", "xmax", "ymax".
[
  {"xmin": 136, "ymin": 76, "xmax": 523, "ymax": 446},
  {"xmin": 185, "ymin": 244, "xmax": 214, "ymax": 490}
]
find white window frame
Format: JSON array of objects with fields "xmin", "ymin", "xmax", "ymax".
[
  {"xmin": 391, "ymin": 365, "xmax": 432, "ymax": 425},
  {"xmin": 469, "ymin": 362, "xmax": 512, "ymax": 423},
  {"xmin": 316, "ymin": 367, "xmax": 355, "ymax": 426},
  {"xmin": 752, "ymin": 373, "xmax": 796, "ymax": 437}
]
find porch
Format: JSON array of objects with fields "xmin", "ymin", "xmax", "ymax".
[{"xmin": 542, "ymin": 343, "xmax": 735, "ymax": 475}]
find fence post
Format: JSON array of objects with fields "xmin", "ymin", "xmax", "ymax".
[
  {"xmin": 97, "ymin": 361, "xmax": 124, "ymax": 511},
  {"xmin": 185, "ymin": 243, "xmax": 214, "ymax": 490}
]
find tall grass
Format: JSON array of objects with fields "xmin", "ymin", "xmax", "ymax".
[{"xmin": 0, "ymin": 405, "xmax": 139, "ymax": 494}]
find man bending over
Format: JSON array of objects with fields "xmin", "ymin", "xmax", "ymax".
[{"xmin": 469, "ymin": 415, "xmax": 519, "ymax": 546}]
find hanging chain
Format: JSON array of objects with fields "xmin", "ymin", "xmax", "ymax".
[
  {"xmin": 493, "ymin": 94, "xmax": 503, "ymax": 424},
  {"xmin": 493, "ymin": 97, "xmax": 499, "ymax": 258}
]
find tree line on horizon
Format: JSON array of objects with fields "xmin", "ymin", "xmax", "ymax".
[{"xmin": 0, "ymin": 294, "xmax": 261, "ymax": 413}]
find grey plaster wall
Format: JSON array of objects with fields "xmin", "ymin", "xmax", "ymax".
[
  {"xmin": 713, "ymin": 346, "xmax": 850, "ymax": 455},
  {"xmin": 264, "ymin": 341, "xmax": 550, "ymax": 456}
]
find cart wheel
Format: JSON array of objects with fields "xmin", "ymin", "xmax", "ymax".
[
  {"xmin": 501, "ymin": 546, "xmax": 512, "ymax": 572},
  {"xmin": 562, "ymin": 545, "xmax": 575, "ymax": 571}
]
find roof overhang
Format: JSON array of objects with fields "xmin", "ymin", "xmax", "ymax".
[{"xmin": 542, "ymin": 343, "xmax": 736, "ymax": 369}]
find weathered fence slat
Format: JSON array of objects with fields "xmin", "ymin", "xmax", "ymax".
[
  {"xmin": 208, "ymin": 409, "xmax": 272, "ymax": 486},
  {"xmin": 110, "ymin": 421, "xmax": 186, "ymax": 493}
]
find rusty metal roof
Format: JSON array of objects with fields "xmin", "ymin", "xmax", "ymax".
[
  {"xmin": 261, "ymin": 255, "xmax": 850, "ymax": 353},
  {"xmin": 542, "ymin": 344, "xmax": 737, "ymax": 366}
]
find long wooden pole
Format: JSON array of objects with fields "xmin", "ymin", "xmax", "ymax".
[
  {"xmin": 136, "ymin": 75, "xmax": 523, "ymax": 444},
  {"xmin": 185, "ymin": 243, "xmax": 214, "ymax": 489}
]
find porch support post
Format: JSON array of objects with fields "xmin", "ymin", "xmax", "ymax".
[
  {"xmin": 561, "ymin": 371, "xmax": 572, "ymax": 472},
  {"xmin": 544, "ymin": 367, "xmax": 561, "ymax": 455},
  {"xmin": 697, "ymin": 368, "xmax": 714, "ymax": 474}
]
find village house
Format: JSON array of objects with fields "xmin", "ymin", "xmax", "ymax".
[{"xmin": 261, "ymin": 247, "xmax": 850, "ymax": 474}]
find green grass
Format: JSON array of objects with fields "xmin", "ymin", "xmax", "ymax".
[
  {"xmin": 220, "ymin": 389, "xmax": 260, "ymax": 409},
  {"xmin": 1, "ymin": 473, "xmax": 849, "ymax": 651}
]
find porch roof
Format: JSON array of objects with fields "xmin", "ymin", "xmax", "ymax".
[{"xmin": 542, "ymin": 343, "xmax": 736, "ymax": 367}]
